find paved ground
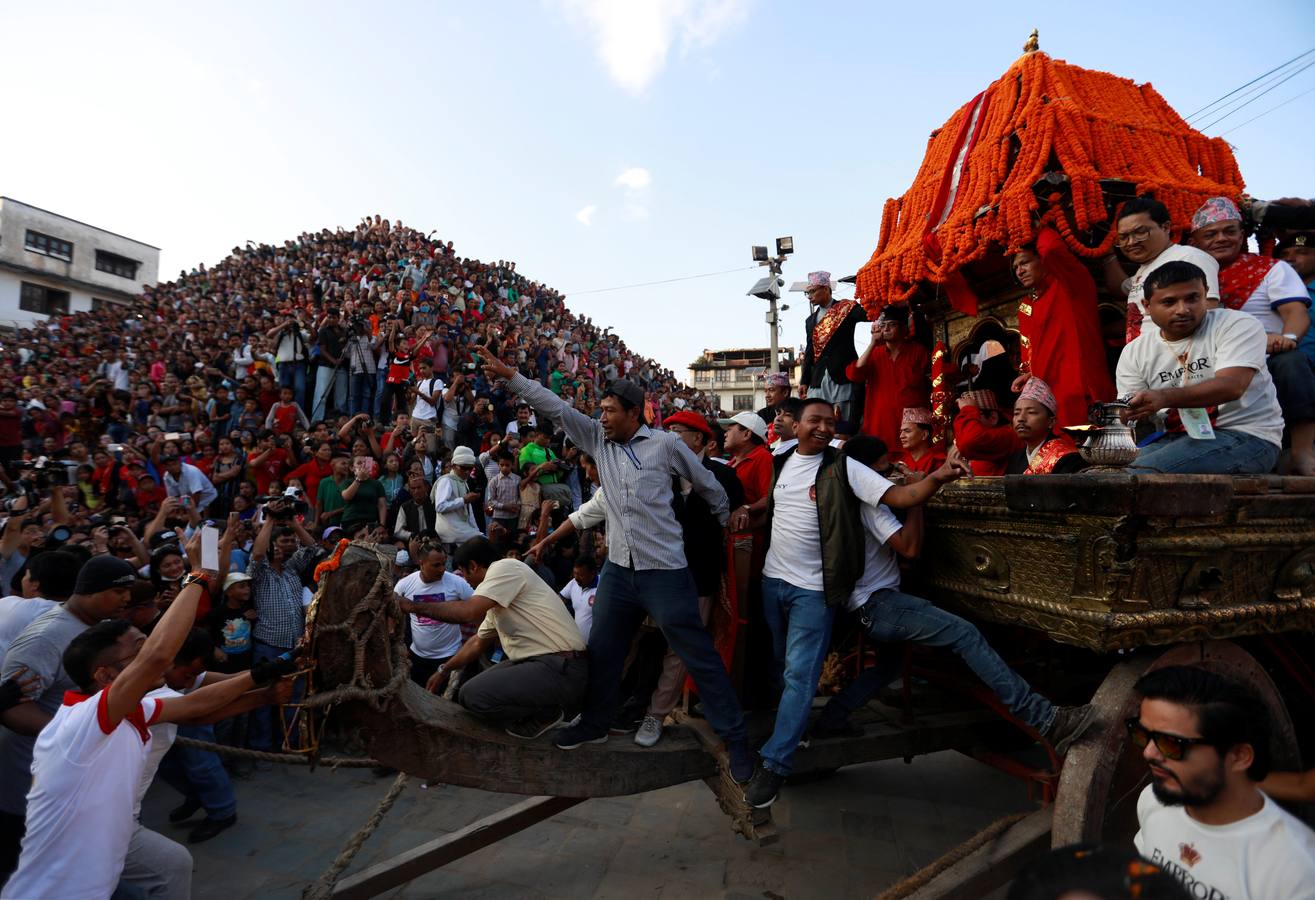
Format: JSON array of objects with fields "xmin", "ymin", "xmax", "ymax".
[{"xmin": 141, "ymin": 748, "xmax": 1035, "ymax": 899}]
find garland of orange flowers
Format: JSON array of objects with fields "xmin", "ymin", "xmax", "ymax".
[
  {"xmin": 313, "ymin": 538, "xmax": 350, "ymax": 583},
  {"xmin": 855, "ymin": 51, "xmax": 1245, "ymax": 317}
]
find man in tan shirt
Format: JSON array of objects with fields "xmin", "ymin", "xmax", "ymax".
[{"xmin": 416, "ymin": 537, "xmax": 587, "ymax": 739}]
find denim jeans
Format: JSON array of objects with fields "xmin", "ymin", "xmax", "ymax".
[
  {"xmin": 247, "ymin": 641, "xmax": 306, "ymax": 751},
  {"xmin": 349, "ymin": 373, "xmax": 375, "ymax": 417},
  {"xmin": 278, "ymin": 362, "xmax": 307, "ymax": 408},
  {"xmin": 759, "ymin": 576, "xmax": 836, "ymax": 776},
  {"xmin": 819, "ymin": 588, "xmax": 1054, "ymax": 732},
  {"xmin": 312, "ymin": 365, "xmax": 348, "ymax": 422},
  {"xmin": 1127, "ymin": 428, "xmax": 1280, "ymax": 475},
  {"xmin": 372, "ymin": 368, "xmax": 387, "ymax": 419},
  {"xmin": 158, "ymin": 724, "xmax": 238, "ymax": 820},
  {"xmin": 581, "ymin": 562, "xmax": 746, "ymax": 744}
]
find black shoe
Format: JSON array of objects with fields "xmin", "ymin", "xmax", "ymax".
[
  {"xmin": 168, "ymin": 799, "xmax": 202, "ymax": 824},
  {"xmin": 1042, "ymin": 703, "xmax": 1097, "ymax": 756},
  {"xmin": 608, "ymin": 718, "xmax": 640, "ymax": 735},
  {"xmin": 726, "ymin": 739, "xmax": 754, "ymax": 784},
  {"xmin": 554, "ymin": 722, "xmax": 609, "ymax": 750},
  {"xmin": 188, "ymin": 814, "xmax": 237, "ymax": 844},
  {"xmin": 506, "ymin": 709, "xmax": 564, "ymax": 740},
  {"xmin": 743, "ymin": 767, "xmax": 785, "ymax": 809}
]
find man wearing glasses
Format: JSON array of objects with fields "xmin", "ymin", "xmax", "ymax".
[
  {"xmin": 1104, "ymin": 197, "xmax": 1220, "ymax": 343},
  {"xmin": 1129, "ymin": 665, "xmax": 1315, "ymax": 899}
]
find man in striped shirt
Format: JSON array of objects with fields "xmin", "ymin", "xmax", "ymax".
[{"xmin": 475, "ymin": 343, "xmax": 753, "ymax": 783}]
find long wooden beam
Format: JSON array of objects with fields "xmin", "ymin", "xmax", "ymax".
[
  {"xmin": 329, "ymin": 795, "xmax": 584, "ymax": 900},
  {"xmin": 903, "ymin": 807, "xmax": 1052, "ymax": 900}
]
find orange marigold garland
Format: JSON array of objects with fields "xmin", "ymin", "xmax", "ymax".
[
  {"xmin": 313, "ymin": 539, "xmax": 350, "ymax": 583},
  {"xmin": 855, "ymin": 50, "xmax": 1244, "ymax": 318}
]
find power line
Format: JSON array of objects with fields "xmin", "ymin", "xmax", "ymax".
[
  {"xmin": 1197, "ymin": 58, "xmax": 1315, "ymax": 131},
  {"xmin": 1190, "ymin": 58, "xmax": 1315, "ymax": 127},
  {"xmin": 566, "ymin": 265, "xmax": 757, "ymax": 295},
  {"xmin": 1185, "ymin": 48, "xmax": 1315, "ymax": 120},
  {"xmin": 1220, "ymin": 82, "xmax": 1315, "ymax": 136}
]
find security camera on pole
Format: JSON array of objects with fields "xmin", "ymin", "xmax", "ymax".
[{"xmin": 747, "ymin": 236, "xmax": 794, "ymax": 374}]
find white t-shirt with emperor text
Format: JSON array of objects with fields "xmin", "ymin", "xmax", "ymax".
[
  {"xmin": 474, "ymin": 558, "xmax": 586, "ymax": 661},
  {"xmin": 1116, "ymin": 308, "xmax": 1284, "ymax": 447},
  {"xmin": 395, "ymin": 570, "xmax": 474, "ymax": 660},
  {"xmin": 1134, "ymin": 784, "xmax": 1315, "ymax": 900},
  {"xmin": 763, "ymin": 452, "xmax": 894, "ymax": 592},
  {"xmin": 4, "ymin": 686, "xmax": 164, "ymax": 900},
  {"xmin": 1127, "ymin": 243, "xmax": 1221, "ymax": 321}
]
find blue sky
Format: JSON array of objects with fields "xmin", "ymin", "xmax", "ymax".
[{"xmin": 2, "ymin": 1, "xmax": 1312, "ymax": 375}]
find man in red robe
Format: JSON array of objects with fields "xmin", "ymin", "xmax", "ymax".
[
  {"xmin": 1009, "ymin": 227, "xmax": 1116, "ymax": 428},
  {"xmin": 953, "ymin": 389, "xmax": 1020, "ymax": 476},
  {"xmin": 845, "ymin": 304, "xmax": 930, "ymax": 450}
]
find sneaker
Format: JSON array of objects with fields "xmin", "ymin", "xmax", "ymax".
[
  {"xmin": 743, "ymin": 767, "xmax": 785, "ymax": 808},
  {"xmin": 634, "ymin": 715, "xmax": 663, "ymax": 748},
  {"xmin": 1042, "ymin": 703, "xmax": 1097, "ymax": 756},
  {"xmin": 168, "ymin": 799, "xmax": 202, "ymax": 824},
  {"xmin": 506, "ymin": 709, "xmax": 565, "ymax": 740},
  {"xmin": 187, "ymin": 814, "xmax": 237, "ymax": 844},
  {"xmin": 554, "ymin": 722, "xmax": 609, "ymax": 750},
  {"xmin": 726, "ymin": 738, "xmax": 754, "ymax": 785}
]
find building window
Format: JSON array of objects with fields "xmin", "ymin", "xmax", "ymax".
[
  {"xmin": 95, "ymin": 250, "xmax": 140, "ymax": 280},
  {"xmin": 732, "ymin": 394, "xmax": 755, "ymax": 411},
  {"xmin": 19, "ymin": 282, "xmax": 70, "ymax": 316},
  {"xmin": 23, "ymin": 230, "xmax": 73, "ymax": 262},
  {"xmin": 693, "ymin": 370, "xmax": 711, "ymax": 384}
]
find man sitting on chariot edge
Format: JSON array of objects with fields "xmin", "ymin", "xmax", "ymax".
[
  {"xmin": 1117, "ymin": 261, "xmax": 1285, "ymax": 475},
  {"xmin": 1005, "ymin": 377, "xmax": 1086, "ymax": 475},
  {"xmin": 952, "ymin": 389, "xmax": 1019, "ymax": 476},
  {"xmin": 808, "ymin": 436, "xmax": 1095, "ymax": 760}
]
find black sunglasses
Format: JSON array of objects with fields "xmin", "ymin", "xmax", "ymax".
[{"xmin": 1125, "ymin": 718, "xmax": 1214, "ymax": 761}]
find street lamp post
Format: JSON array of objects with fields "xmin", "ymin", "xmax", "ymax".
[{"xmin": 748, "ymin": 236, "xmax": 793, "ymax": 374}]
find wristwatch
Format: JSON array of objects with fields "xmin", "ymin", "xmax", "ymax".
[
  {"xmin": 1282, "ymin": 333, "xmax": 1299, "ymax": 342},
  {"xmin": 182, "ymin": 571, "xmax": 211, "ymax": 590}
]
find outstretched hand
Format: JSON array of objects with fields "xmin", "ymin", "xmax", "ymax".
[{"xmin": 472, "ymin": 339, "xmax": 515, "ymax": 381}]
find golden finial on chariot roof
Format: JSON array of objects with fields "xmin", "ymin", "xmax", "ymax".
[{"xmin": 1023, "ymin": 28, "xmax": 1040, "ymax": 54}]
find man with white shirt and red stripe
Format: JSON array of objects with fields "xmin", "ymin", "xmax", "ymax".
[{"xmin": 2, "ymin": 535, "xmax": 299, "ymax": 900}]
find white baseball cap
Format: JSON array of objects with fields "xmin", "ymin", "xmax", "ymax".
[{"xmin": 728, "ymin": 411, "xmax": 767, "ymax": 442}]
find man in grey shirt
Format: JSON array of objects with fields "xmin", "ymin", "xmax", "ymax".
[
  {"xmin": 474, "ymin": 343, "xmax": 753, "ymax": 783},
  {"xmin": 0, "ymin": 555, "xmax": 137, "ymax": 881}
]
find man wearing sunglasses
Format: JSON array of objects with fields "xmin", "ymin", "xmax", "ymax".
[
  {"xmin": 1130, "ymin": 665, "xmax": 1315, "ymax": 900},
  {"xmin": 1103, "ymin": 197, "xmax": 1220, "ymax": 343}
]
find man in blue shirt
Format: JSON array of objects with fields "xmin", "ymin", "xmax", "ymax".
[{"xmin": 1278, "ymin": 231, "xmax": 1315, "ymax": 368}]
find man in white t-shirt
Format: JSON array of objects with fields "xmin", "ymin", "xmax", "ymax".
[
  {"xmin": 1106, "ymin": 196, "xmax": 1220, "ymax": 343},
  {"xmin": 1131, "ymin": 665, "xmax": 1315, "ymax": 900},
  {"xmin": 1118, "ymin": 260, "xmax": 1284, "ymax": 475},
  {"xmin": 393, "ymin": 543, "xmax": 473, "ymax": 688},
  {"xmin": 3, "ymin": 556, "xmax": 299, "ymax": 900},
  {"xmin": 1190, "ymin": 196, "xmax": 1315, "ymax": 476},
  {"xmin": 808, "ymin": 436, "xmax": 1094, "ymax": 754},
  {"xmin": 730, "ymin": 398, "xmax": 971, "ymax": 809},
  {"xmin": 413, "ymin": 537, "xmax": 586, "ymax": 741},
  {"xmin": 409, "ymin": 356, "xmax": 444, "ymax": 430},
  {"xmin": 559, "ymin": 556, "xmax": 598, "ymax": 642}
]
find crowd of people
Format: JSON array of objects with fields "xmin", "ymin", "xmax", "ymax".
[{"xmin": 0, "ymin": 195, "xmax": 1312, "ymax": 899}]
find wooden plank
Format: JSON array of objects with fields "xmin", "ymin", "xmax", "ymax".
[
  {"xmin": 330, "ymin": 795, "xmax": 584, "ymax": 900},
  {"xmin": 903, "ymin": 807, "xmax": 1052, "ymax": 900},
  {"xmin": 677, "ymin": 715, "xmax": 777, "ymax": 845}
]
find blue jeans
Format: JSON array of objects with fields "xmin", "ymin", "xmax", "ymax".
[
  {"xmin": 820, "ymin": 588, "xmax": 1054, "ymax": 732},
  {"xmin": 349, "ymin": 373, "xmax": 375, "ymax": 417},
  {"xmin": 582, "ymin": 562, "xmax": 745, "ymax": 744},
  {"xmin": 158, "ymin": 724, "xmax": 237, "ymax": 820},
  {"xmin": 1127, "ymin": 428, "xmax": 1280, "ymax": 475},
  {"xmin": 312, "ymin": 365, "xmax": 347, "ymax": 422},
  {"xmin": 278, "ymin": 362, "xmax": 307, "ymax": 408},
  {"xmin": 372, "ymin": 369, "xmax": 387, "ymax": 419},
  {"xmin": 247, "ymin": 642, "xmax": 306, "ymax": 751},
  {"xmin": 759, "ymin": 577, "xmax": 836, "ymax": 776}
]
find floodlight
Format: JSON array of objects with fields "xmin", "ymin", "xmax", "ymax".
[
  {"xmin": 776, "ymin": 236, "xmax": 794, "ymax": 256},
  {"xmin": 751, "ymin": 246, "xmax": 769, "ymax": 262}
]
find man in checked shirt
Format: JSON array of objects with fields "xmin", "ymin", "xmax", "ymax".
[{"xmin": 474, "ymin": 342, "xmax": 754, "ymax": 783}]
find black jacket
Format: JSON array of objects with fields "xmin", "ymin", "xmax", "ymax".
[
  {"xmin": 672, "ymin": 458, "xmax": 744, "ymax": 596},
  {"xmin": 800, "ymin": 301, "xmax": 867, "ymax": 389}
]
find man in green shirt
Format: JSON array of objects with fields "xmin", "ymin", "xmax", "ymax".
[
  {"xmin": 315, "ymin": 454, "xmax": 352, "ymax": 529},
  {"xmin": 518, "ymin": 428, "xmax": 572, "ymax": 506}
]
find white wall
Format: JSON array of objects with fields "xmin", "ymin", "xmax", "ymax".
[{"xmin": 0, "ymin": 271, "xmax": 107, "ymax": 327}]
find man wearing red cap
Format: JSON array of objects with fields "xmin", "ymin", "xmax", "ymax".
[
  {"xmin": 1006, "ymin": 377, "xmax": 1085, "ymax": 475},
  {"xmin": 894, "ymin": 407, "xmax": 945, "ymax": 475}
]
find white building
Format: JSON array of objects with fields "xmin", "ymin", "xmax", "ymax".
[
  {"xmin": 0, "ymin": 197, "xmax": 159, "ymax": 326},
  {"xmin": 688, "ymin": 347, "xmax": 799, "ymax": 415}
]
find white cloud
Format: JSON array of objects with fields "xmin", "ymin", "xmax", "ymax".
[
  {"xmin": 575, "ymin": 204, "xmax": 598, "ymax": 225},
  {"xmin": 556, "ymin": 0, "xmax": 751, "ymax": 94},
  {"xmin": 613, "ymin": 167, "xmax": 651, "ymax": 190}
]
